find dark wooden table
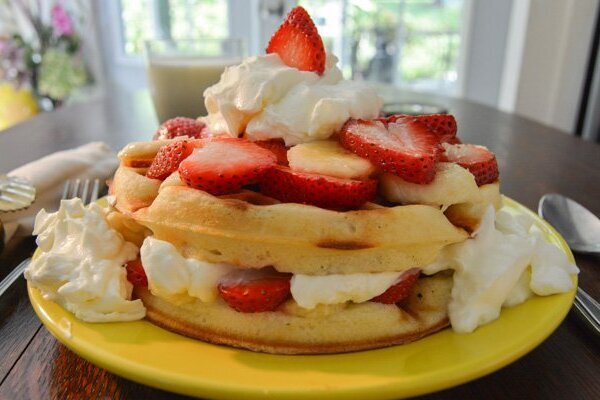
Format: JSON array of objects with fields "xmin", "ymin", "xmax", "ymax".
[{"xmin": 0, "ymin": 88, "xmax": 598, "ymax": 399}]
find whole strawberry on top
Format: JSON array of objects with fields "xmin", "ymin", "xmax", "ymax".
[{"xmin": 266, "ymin": 6, "xmax": 326, "ymax": 75}]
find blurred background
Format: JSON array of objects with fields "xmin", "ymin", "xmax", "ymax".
[{"xmin": 1, "ymin": 0, "xmax": 599, "ymax": 141}]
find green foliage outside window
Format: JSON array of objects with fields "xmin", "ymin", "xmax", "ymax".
[
  {"xmin": 120, "ymin": 0, "xmax": 228, "ymax": 56},
  {"xmin": 120, "ymin": 0, "xmax": 461, "ymax": 90},
  {"xmin": 302, "ymin": 0, "xmax": 462, "ymax": 89}
]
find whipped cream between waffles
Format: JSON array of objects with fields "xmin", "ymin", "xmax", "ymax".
[
  {"xmin": 133, "ymin": 204, "xmax": 578, "ymax": 332},
  {"xmin": 26, "ymin": 199, "xmax": 577, "ymax": 331}
]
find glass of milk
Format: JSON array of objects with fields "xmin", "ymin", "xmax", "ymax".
[{"xmin": 145, "ymin": 38, "xmax": 244, "ymax": 122}]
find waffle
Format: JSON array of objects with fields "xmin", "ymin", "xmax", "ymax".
[
  {"xmin": 110, "ymin": 139, "xmax": 500, "ymax": 353},
  {"xmin": 134, "ymin": 272, "xmax": 452, "ymax": 354},
  {"xmin": 112, "ymin": 140, "xmax": 503, "ymax": 274}
]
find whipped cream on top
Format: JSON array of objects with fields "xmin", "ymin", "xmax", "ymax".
[
  {"xmin": 140, "ymin": 237, "xmax": 233, "ymax": 303},
  {"xmin": 25, "ymin": 199, "xmax": 145, "ymax": 322},
  {"xmin": 424, "ymin": 206, "xmax": 578, "ymax": 333},
  {"xmin": 202, "ymin": 53, "xmax": 382, "ymax": 145}
]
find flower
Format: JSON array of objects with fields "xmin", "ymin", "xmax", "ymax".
[
  {"xmin": 38, "ymin": 48, "xmax": 87, "ymax": 101},
  {"xmin": 51, "ymin": 4, "xmax": 73, "ymax": 36},
  {"xmin": 2, "ymin": 1, "xmax": 89, "ymax": 104},
  {"xmin": 0, "ymin": 38, "xmax": 31, "ymax": 87}
]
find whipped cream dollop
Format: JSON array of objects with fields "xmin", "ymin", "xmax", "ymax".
[
  {"xmin": 202, "ymin": 53, "xmax": 382, "ymax": 145},
  {"xmin": 140, "ymin": 237, "xmax": 233, "ymax": 303},
  {"xmin": 25, "ymin": 199, "xmax": 145, "ymax": 322},
  {"xmin": 424, "ymin": 206, "xmax": 579, "ymax": 333}
]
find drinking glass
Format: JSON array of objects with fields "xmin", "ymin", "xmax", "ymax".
[{"xmin": 145, "ymin": 38, "xmax": 245, "ymax": 122}]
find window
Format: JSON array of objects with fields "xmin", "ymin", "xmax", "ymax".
[
  {"xmin": 106, "ymin": 0, "xmax": 463, "ymax": 94},
  {"xmin": 299, "ymin": 0, "xmax": 463, "ymax": 94},
  {"xmin": 119, "ymin": 0, "xmax": 229, "ymax": 56}
]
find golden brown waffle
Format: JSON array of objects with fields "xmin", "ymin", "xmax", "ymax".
[
  {"xmin": 134, "ymin": 272, "xmax": 452, "ymax": 354},
  {"xmin": 111, "ymin": 139, "xmax": 500, "ymax": 354},
  {"xmin": 111, "ymin": 140, "xmax": 503, "ymax": 275}
]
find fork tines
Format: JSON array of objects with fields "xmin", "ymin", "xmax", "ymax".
[{"xmin": 62, "ymin": 179, "xmax": 101, "ymax": 204}]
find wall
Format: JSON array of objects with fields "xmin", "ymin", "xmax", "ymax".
[
  {"xmin": 92, "ymin": 1, "xmax": 148, "ymax": 91},
  {"xmin": 458, "ymin": 0, "xmax": 513, "ymax": 108},
  {"xmin": 499, "ymin": 0, "xmax": 599, "ymax": 133}
]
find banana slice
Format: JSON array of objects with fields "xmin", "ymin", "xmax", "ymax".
[
  {"xmin": 380, "ymin": 162, "xmax": 481, "ymax": 209},
  {"xmin": 288, "ymin": 140, "xmax": 375, "ymax": 179}
]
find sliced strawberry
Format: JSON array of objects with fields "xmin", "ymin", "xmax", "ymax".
[
  {"xmin": 127, "ymin": 159, "xmax": 154, "ymax": 168},
  {"xmin": 178, "ymin": 138, "xmax": 277, "ymax": 195},
  {"xmin": 255, "ymin": 139, "xmax": 289, "ymax": 165},
  {"xmin": 218, "ymin": 268, "xmax": 292, "ymax": 313},
  {"xmin": 125, "ymin": 258, "xmax": 148, "ymax": 288},
  {"xmin": 266, "ymin": 6, "xmax": 326, "ymax": 75},
  {"xmin": 387, "ymin": 114, "xmax": 458, "ymax": 144},
  {"xmin": 260, "ymin": 166, "xmax": 377, "ymax": 210},
  {"xmin": 442, "ymin": 143, "xmax": 499, "ymax": 186},
  {"xmin": 340, "ymin": 118, "xmax": 441, "ymax": 184},
  {"xmin": 370, "ymin": 268, "xmax": 420, "ymax": 304},
  {"xmin": 153, "ymin": 117, "xmax": 207, "ymax": 140},
  {"xmin": 146, "ymin": 140, "xmax": 195, "ymax": 180}
]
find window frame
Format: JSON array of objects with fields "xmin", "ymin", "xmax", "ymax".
[
  {"xmin": 105, "ymin": 0, "xmax": 146, "ymax": 68},
  {"xmin": 98, "ymin": 0, "xmax": 474, "ymax": 95},
  {"xmin": 109, "ymin": 0, "xmax": 241, "ymax": 65}
]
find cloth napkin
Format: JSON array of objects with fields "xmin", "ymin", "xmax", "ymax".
[{"xmin": 2, "ymin": 142, "xmax": 118, "ymax": 241}]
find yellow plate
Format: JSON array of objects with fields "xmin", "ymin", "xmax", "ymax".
[{"xmin": 28, "ymin": 197, "xmax": 576, "ymax": 399}]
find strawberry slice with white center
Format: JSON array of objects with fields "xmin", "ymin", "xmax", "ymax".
[
  {"xmin": 218, "ymin": 268, "xmax": 292, "ymax": 313},
  {"xmin": 178, "ymin": 138, "xmax": 277, "ymax": 195},
  {"xmin": 442, "ymin": 143, "xmax": 499, "ymax": 186},
  {"xmin": 255, "ymin": 139, "xmax": 289, "ymax": 165},
  {"xmin": 388, "ymin": 114, "xmax": 459, "ymax": 144},
  {"xmin": 370, "ymin": 268, "xmax": 420, "ymax": 304},
  {"xmin": 260, "ymin": 166, "xmax": 377, "ymax": 210},
  {"xmin": 146, "ymin": 140, "xmax": 195, "ymax": 180},
  {"xmin": 340, "ymin": 118, "xmax": 441, "ymax": 184},
  {"xmin": 266, "ymin": 6, "xmax": 326, "ymax": 75}
]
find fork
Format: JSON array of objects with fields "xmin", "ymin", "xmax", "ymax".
[{"xmin": 0, "ymin": 178, "xmax": 102, "ymax": 298}]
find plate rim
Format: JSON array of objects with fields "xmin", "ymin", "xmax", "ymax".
[{"xmin": 27, "ymin": 197, "xmax": 577, "ymax": 399}]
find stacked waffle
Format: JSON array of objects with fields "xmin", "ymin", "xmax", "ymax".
[{"xmin": 107, "ymin": 7, "xmax": 501, "ymax": 354}]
